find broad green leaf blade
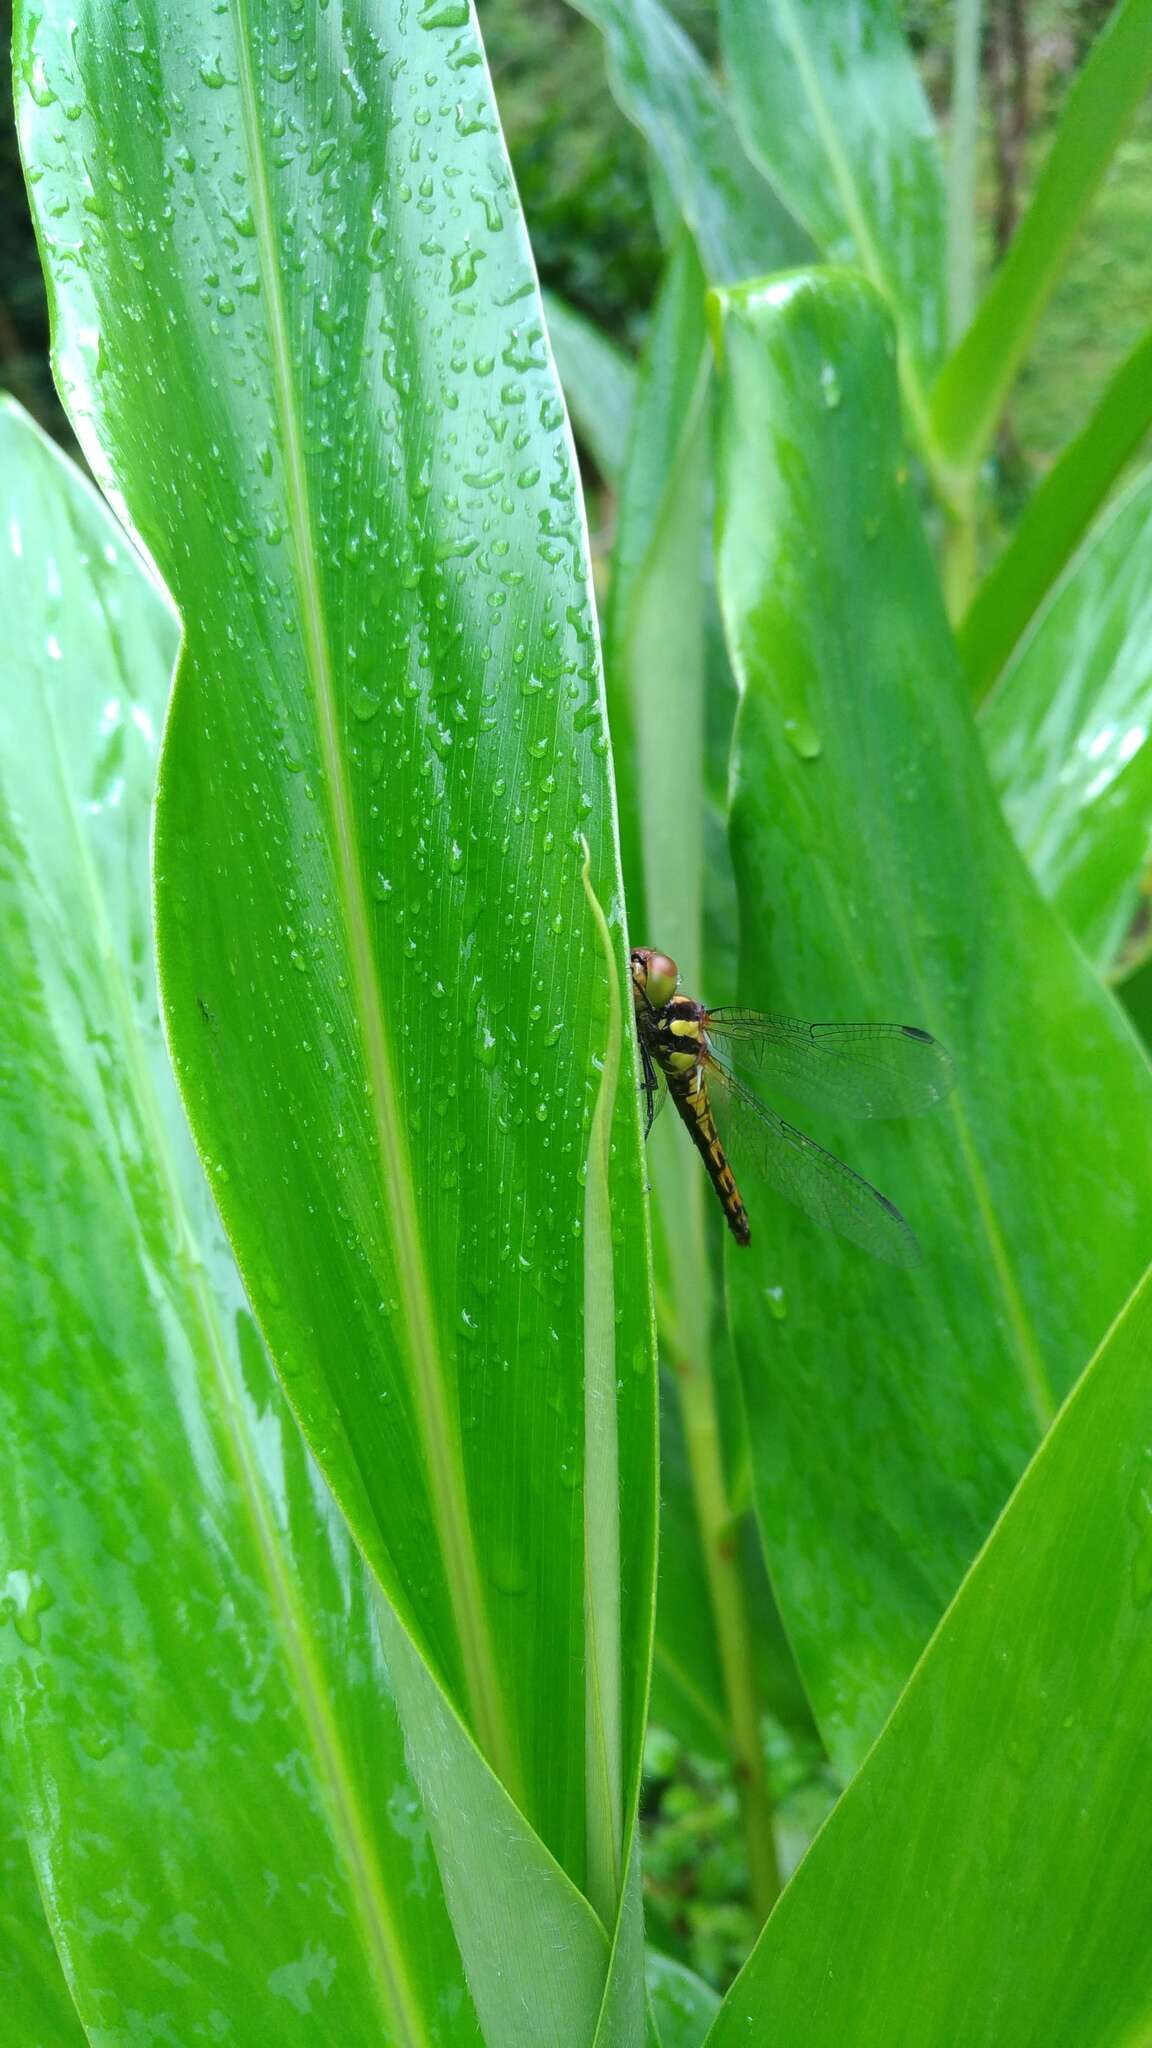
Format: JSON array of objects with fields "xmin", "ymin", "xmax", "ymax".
[
  {"xmin": 646, "ymin": 1951, "xmax": 720, "ymax": 2048},
  {"xmin": 959, "ymin": 326, "xmax": 1152, "ymax": 698},
  {"xmin": 708, "ymin": 1261, "xmax": 1152, "ymax": 2047},
  {"xmin": 931, "ymin": 0, "xmax": 1152, "ymax": 487},
  {"xmin": 565, "ymin": 0, "xmax": 810, "ymax": 284},
  {"xmin": 710, "ymin": 270, "xmax": 1152, "ymax": 1772},
  {"xmin": 17, "ymin": 0, "xmax": 657, "ymax": 1966},
  {"xmin": 0, "ymin": 1755, "xmax": 84, "ymax": 2047},
  {"xmin": 542, "ymin": 292, "xmax": 637, "ymax": 492},
  {"xmin": 0, "ymin": 396, "xmax": 481, "ymax": 2041},
  {"xmin": 982, "ymin": 463, "xmax": 1152, "ymax": 974},
  {"xmin": 720, "ymin": 0, "xmax": 944, "ymax": 431}
]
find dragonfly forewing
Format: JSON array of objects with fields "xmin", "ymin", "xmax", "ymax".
[{"xmin": 704, "ymin": 1010, "xmax": 954, "ymax": 1121}]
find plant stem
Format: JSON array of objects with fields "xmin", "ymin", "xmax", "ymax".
[
  {"xmin": 666, "ymin": 1283, "xmax": 781, "ymax": 1924},
  {"xmin": 943, "ymin": 482, "xmax": 980, "ymax": 620},
  {"xmin": 652, "ymin": 1147, "xmax": 780, "ymax": 1925}
]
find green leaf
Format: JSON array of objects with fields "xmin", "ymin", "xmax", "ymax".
[
  {"xmin": 710, "ymin": 270, "xmax": 1152, "ymax": 1772},
  {"xmin": 931, "ymin": 0, "xmax": 1152, "ymax": 488},
  {"xmin": 959, "ymin": 326, "xmax": 1152, "ymax": 698},
  {"xmin": 0, "ymin": 395, "xmax": 483, "ymax": 2042},
  {"xmin": 16, "ymin": 0, "xmax": 657, "ymax": 2027},
  {"xmin": 708, "ymin": 1260, "xmax": 1152, "ymax": 2045},
  {"xmin": 719, "ymin": 0, "xmax": 944, "ymax": 437},
  {"xmin": 542, "ymin": 292, "xmax": 637, "ymax": 491},
  {"xmin": 0, "ymin": 1750, "xmax": 84, "ymax": 2046},
  {"xmin": 565, "ymin": 0, "xmax": 810, "ymax": 283},
  {"xmin": 646, "ymin": 1950, "xmax": 720, "ymax": 2048},
  {"xmin": 982, "ymin": 463, "xmax": 1152, "ymax": 974}
]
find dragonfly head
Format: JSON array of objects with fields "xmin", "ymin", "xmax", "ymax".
[{"xmin": 630, "ymin": 948, "xmax": 679, "ymax": 1011}]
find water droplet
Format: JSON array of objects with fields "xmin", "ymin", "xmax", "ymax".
[
  {"xmin": 820, "ymin": 362, "xmax": 841, "ymax": 409},
  {"xmin": 351, "ymin": 687, "xmax": 381, "ymax": 722},
  {"xmin": 0, "ymin": 1571, "xmax": 55, "ymax": 1648},
  {"xmin": 490, "ymin": 1542, "xmax": 529, "ymax": 1596},
  {"xmin": 449, "ymin": 246, "xmax": 486, "ymax": 296},
  {"xmin": 765, "ymin": 1285, "xmax": 788, "ymax": 1321},
  {"xmin": 783, "ymin": 716, "xmax": 822, "ymax": 761}
]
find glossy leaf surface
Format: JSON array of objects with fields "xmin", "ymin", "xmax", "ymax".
[
  {"xmin": 566, "ymin": 0, "xmax": 809, "ymax": 284},
  {"xmin": 17, "ymin": 0, "xmax": 656, "ymax": 1927},
  {"xmin": 0, "ymin": 1752, "xmax": 84, "ymax": 2047},
  {"xmin": 720, "ymin": 0, "xmax": 945, "ymax": 422},
  {"xmin": 931, "ymin": 0, "xmax": 1152, "ymax": 485},
  {"xmin": 711, "ymin": 271, "xmax": 1152, "ymax": 1771},
  {"xmin": 0, "ymin": 396, "xmax": 480, "ymax": 2043},
  {"xmin": 983, "ymin": 463, "xmax": 1152, "ymax": 973},
  {"xmin": 710, "ymin": 1262, "xmax": 1152, "ymax": 2046},
  {"xmin": 959, "ymin": 325, "xmax": 1152, "ymax": 697}
]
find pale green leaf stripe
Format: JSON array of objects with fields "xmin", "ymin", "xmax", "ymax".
[
  {"xmin": 931, "ymin": 0, "xmax": 1152, "ymax": 485},
  {"xmin": 581, "ymin": 840, "xmax": 626, "ymax": 1928}
]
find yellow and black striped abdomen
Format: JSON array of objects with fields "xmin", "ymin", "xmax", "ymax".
[{"xmin": 668, "ymin": 1067, "xmax": 750, "ymax": 1248}]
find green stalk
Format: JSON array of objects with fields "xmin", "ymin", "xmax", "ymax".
[
  {"xmin": 654, "ymin": 1190, "xmax": 781, "ymax": 1922},
  {"xmin": 942, "ymin": 478, "xmax": 981, "ymax": 620}
]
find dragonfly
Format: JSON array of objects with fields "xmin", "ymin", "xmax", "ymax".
[{"xmin": 630, "ymin": 948, "xmax": 953, "ymax": 1266}]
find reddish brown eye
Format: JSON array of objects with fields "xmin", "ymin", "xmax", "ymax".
[{"xmin": 645, "ymin": 952, "xmax": 679, "ymax": 1007}]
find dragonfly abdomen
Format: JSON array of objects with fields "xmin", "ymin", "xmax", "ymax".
[{"xmin": 670, "ymin": 1071, "xmax": 750, "ymax": 1248}]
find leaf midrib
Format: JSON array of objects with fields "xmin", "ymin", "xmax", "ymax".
[{"xmin": 229, "ymin": 0, "xmax": 518, "ymax": 1798}]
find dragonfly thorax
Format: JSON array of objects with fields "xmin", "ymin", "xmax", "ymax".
[{"xmin": 652, "ymin": 996, "xmax": 706, "ymax": 1076}]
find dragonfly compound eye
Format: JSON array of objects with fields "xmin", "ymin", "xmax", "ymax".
[{"xmin": 643, "ymin": 952, "xmax": 679, "ymax": 1008}]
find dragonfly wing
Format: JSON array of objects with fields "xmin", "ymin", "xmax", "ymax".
[
  {"xmin": 705, "ymin": 1009, "xmax": 953, "ymax": 1120},
  {"xmin": 708, "ymin": 1056, "xmax": 921, "ymax": 1266}
]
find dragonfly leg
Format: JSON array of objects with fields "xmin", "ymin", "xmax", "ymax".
[{"xmin": 639, "ymin": 1041, "xmax": 659, "ymax": 1137}]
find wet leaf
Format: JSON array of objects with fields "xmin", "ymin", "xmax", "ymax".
[
  {"xmin": 0, "ymin": 395, "xmax": 480, "ymax": 2043},
  {"xmin": 711, "ymin": 270, "xmax": 1152, "ymax": 1772},
  {"xmin": 15, "ymin": 0, "xmax": 657, "ymax": 2031}
]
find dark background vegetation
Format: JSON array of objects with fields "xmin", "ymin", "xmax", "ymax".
[{"xmin": 1, "ymin": 0, "xmax": 1143, "ymax": 1992}]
